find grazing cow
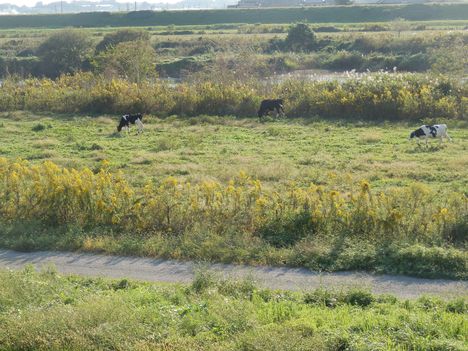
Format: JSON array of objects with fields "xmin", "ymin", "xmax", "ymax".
[
  {"xmin": 117, "ymin": 113, "xmax": 144, "ymax": 134},
  {"xmin": 409, "ymin": 124, "xmax": 452, "ymax": 146},
  {"xmin": 258, "ymin": 99, "xmax": 285, "ymax": 120}
]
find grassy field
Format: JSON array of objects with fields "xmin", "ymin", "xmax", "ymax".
[
  {"xmin": 0, "ymin": 112, "xmax": 466, "ymax": 279},
  {"xmin": 0, "ymin": 267, "xmax": 466, "ymax": 351},
  {"xmin": 0, "ymin": 4, "xmax": 467, "ymax": 29},
  {"xmin": 1, "ymin": 112, "xmax": 466, "ymax": 191},
  {"xmin": 0, "ymin": 10, "xmax": 466, "ymax": 351},
  {"xmin": 0, "ymin": 14, "xmax": 466, "ymax": 280}
]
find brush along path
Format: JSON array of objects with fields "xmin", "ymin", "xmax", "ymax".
[{"xmin": 0, "ymin": 249, "xmax": 466, "ymax": 299}]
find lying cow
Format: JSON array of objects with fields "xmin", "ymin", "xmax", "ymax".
[
  {"xmin": 117, "ymin": 113, "xmax": 144, "ymax": 134},
  {"xmin": 258, "ymin": 99, "xmax": 285, "ymax": 120},
  {"xmin": 409, "ymin": 124, "xmax": 452, "ymax": 146}
]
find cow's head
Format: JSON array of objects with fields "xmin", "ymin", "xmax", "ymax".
[
  {"xmin": 117, "ymin": 115, "xmax": 128, "ymax": 132},
  {"xmin": 408, "ymin": 131, "xmax": 416, "ymax": 140}
]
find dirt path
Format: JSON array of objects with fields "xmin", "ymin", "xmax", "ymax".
[{"xmin": 0, "ymin": 249, "xmax": 466, "ymax": 299}]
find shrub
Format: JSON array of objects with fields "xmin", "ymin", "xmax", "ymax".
[
  {"xmin": 446, "ymin": 298, "xmax": 467, "ymax": 314},
  {"xmin": 344, "ymin": 289, "xmax": 374, "ymax": 307},
  {"xmin": 36, "ymin": 29, "xmax": 93, "ymax": 78},
  {"xmin": 191, "ymin": 269, "xmax": 218, "ymax": 293},
  {"xmin": 93, "ymin": 41, "xmax": 157, "ymax": 83},
  {"xmin": 385, "ymin": 245, "xmax": 467, "ymax": 279},
  {"xmin": 95, "ymin": 29, "xmax": 150, "ymax": 53},
  {"xmin": 274, "ymin": 23, "xmax": 318, "ymax": 52},
  {"xmin": 31, "ymin": 123, "xmax": 46, "ymax": 132}
]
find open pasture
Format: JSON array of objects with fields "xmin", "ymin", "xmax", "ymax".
[
  {"xmin": 0, "ymin": 9, "xmax": 466, "ymax": 280},
  {"xmin": 1, "ymin": 112, "xmax": 466, "ymax": 191},
  {"xmin": 0, "ymin": 8, "xmax": 466, "ymax": 350},
  {"xmin": 1, "ymin": 114, "xmax": 467, "ymax": 280}
]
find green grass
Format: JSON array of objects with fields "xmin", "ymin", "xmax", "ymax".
[
  {"xmin": 1, "ymin": 112, "xmax": 466, "ymax": 191},
  {"xmin": 0, "ymin": 112, "xmax": 466, "ymax": 279},
  {"xmin": 0, "ymin": 267, "xmax": 466, "ymax": 350},
  {"xmin": 0, "ymin": 4, "xmax": 467, "ymax": 29}
]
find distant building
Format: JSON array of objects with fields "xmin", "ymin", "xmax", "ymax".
[
  {"xmin": 230, "ymin": 0, "xmax": 327, "ymax": 8},
  {"xmin": 229, "ymin": 0, "xmax": 430, "ymax": 7},
  {"xmin": 230, "ymin": 0, "xmax": 328, "ymax": 7}
]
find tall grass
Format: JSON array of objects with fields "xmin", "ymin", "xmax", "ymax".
[
  {"xmin": 0, "ymin": 72, "xmax": 465, "ymax": 120},
  {"xmin": 1, "ymin": 158, "xmax": 466, "ymax": 243}
]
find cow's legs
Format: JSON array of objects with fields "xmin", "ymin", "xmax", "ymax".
[
  {"xmin": 135, "ymin": 119, "xmax": 144, "ymax": 134},
  {"xmin": 445, "ymin": 132, "xmax": 452, "ymax": 142},
  {"xmin": 276, "ymin": 106, "xmax": 285, "ymax": 118},
  {"xmin": 121, "ymin": 126, "xmax": 130, "ymax": 135}
]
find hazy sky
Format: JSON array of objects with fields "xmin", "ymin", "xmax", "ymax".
[{"xmin": 2, "ymin": 0, "xmax": 182, "ymax": 6}]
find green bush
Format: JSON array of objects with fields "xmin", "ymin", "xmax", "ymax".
[
  {"xmin": 283, "ymin": 24, "xmax": 318, "ymax": 52},
  {"xmin": 95, "ymin": 29, "xmax": 150, "ymax": 53},
  {"xmin": 36, "ymin": 29, "xmax": 93, "ymax": 78},
  {"xmin": 385, "ymin": 245, "xmax": 467, "ymax": 279},
  {"xmin": 344, "ymin": 289, "xmax": 374, "ymax": 307}
]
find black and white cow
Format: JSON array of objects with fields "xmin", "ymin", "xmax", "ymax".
[
  {"xmin": 117, "ymin": 113, "xmax": 144, "ymax": 134},
  {"xmin": 258, "ymin": 99, "xmax": 285, "ymax": 120},
  {"xmin": 409, "ymin": 124, "xmax": 452, "ymax": 146}
]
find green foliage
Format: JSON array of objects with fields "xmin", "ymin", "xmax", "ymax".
[
  {"xmin": 344, "ymin": 289, "xmax": 374, "ymax": 307},
  {"xmin": 31, "ymin": 123, "xmax": 47, "ymax": 132},
  {"xmin": 157, "ymin": 56, "xmax": 210, "ymax": 78},
  {"xmin": 0, "ymin": 57, "xmax": 40, "ymax": 78},
  {"xmin": 257, "ymin": 212, "xmax": 314, "ymax": 248},
  {"xmin": 93, "ymin": 41, "xmax": 157, "ymax": 83},
  {"xmin": 430, "ymin": 35, "xmax": 467, "ymax": 76},
  {"xmin": 95, "ymin": 29, "xmax": 150, "ymax": 53},
  {"xmin": 304, "ymin": 288, "xmax": 375, "ymax": 308},
  {"xmin": 36, "ymin": 29, "xmax": 92, "ymax": 78},
  {"xmin": 384, "ymin": 245, "xmax": 468, "ymax": 279},
  {"xmin": 283, "ymin": 24, "xmax": 318, "ymax": 52},
  {"xmin": 191, "ymin": 269, "xmax": 218, "ymax": 293}
]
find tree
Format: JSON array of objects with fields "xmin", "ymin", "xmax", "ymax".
[
  {"xmin": 36, "ymin": 29, "xmax": 92, "ymax": 78},
  {"xmin": 95, "ymin": 29, "xmax": 150, "ymax": 53},
  {"xmin": 93, "ymin": 41, "xmax": 157, "ymax": 83},
  {"xmin": 284, "ymin": 23, "xmax": 317, "ymax": 52}
]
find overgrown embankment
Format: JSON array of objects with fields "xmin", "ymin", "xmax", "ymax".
[
  {"xmin": 0, "ymin": 268, "xmax": 466, "ymax": 350},
  {"xmin": 0, "ymin": 4, "xmax": 467, "ymax": 28},
  {"xmin": 0, "ymin": 73, "xmax": 465, "ymax": 121},
  {"xmin": 0, "ymin": 159, "xmax": 466, "ymax": 279}
]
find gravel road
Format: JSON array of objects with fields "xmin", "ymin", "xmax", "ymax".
[{"xmin": 0, "ymin": 249, "xmax": 466, "ymax": 299}]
